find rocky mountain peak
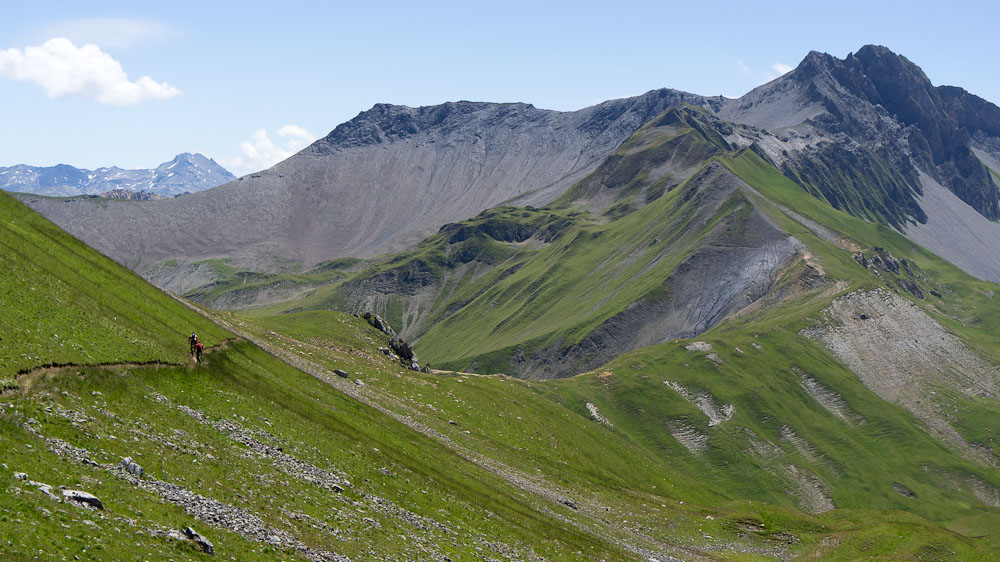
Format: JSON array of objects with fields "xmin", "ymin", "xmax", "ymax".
[{"xmin": 723, "ymin": 45, "xmax": 1000, "ymax": 222}]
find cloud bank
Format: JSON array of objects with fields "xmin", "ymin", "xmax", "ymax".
[
  {"xmin": 224, "ymin": 125, "xmax": 317, "ymax": 175},
  {"xmin": 0, "ymin": 38, "xmax": 181, "ymax": 105}
]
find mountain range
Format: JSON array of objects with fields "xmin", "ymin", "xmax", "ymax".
[
  {"xmin": 4, "ymin": 44, "xmax": 1000, "ymax": 560},
  {"xmin": 15, "ymin": 46, "xmax": 1000, "ymax": 294},
  {"xmin": 1, "ymin": 152, "xmax": 234, "ymax": 198}
]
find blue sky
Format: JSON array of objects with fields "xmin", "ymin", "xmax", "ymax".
[{"xmin": 1, "ymin": 1, "xmax": 997, "ymax": 175}]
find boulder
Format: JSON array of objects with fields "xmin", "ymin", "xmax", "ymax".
[
  {"xmin": 120, "ymin": 457, "xmax": 144, "ymax": 479},
  {"xmin": 390, "ymin": 338, "xmax": 415, "ymax": 360},
  {"xmin": 333, "ymin": 369, "xmax": 349, "ymax": 378},
  {"xmin": 364, "ymin": 313, "xmax": 396, "ymax": 337},
  {"xmin": 62, "ymin": 490, "xmax": 103, "ymax": 510},
  {"xmin": 183, "ymin": 526, "xmax": 215, "ymax": 555}
]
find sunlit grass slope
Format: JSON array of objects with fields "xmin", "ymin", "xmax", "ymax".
[{"xmin": 0, "ymin": 190, "xmax": 227, "ymax": 376}]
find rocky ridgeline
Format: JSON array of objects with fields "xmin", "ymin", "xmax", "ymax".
[{"xmin": 852, "ymin": 247, "xmax": 942, "ymax": 299}]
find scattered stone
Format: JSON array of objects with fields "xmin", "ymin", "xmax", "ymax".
[
  {"xmin": 448, "ymin": 420, "xmax": 458, "ymax": 426},
  {"xmin": 120, "ymin": 457, "xmax": 144, "ymax": 479},
  {"xmin": 29, "ymin": 481, "xmax": 60, "ymax": 502},
  {"xmin": 14, "ymin": 472, "xmax": 28, "ymax": 481},
  {"xmin": 354, "ymin": 379, "xmax": 365, "ymax": 387},
  {"xmin": 333, "ymin": 369, "xmax": 349, "ymax": 378},
  {"xmin": 684, "ymin": 341, "xmax": 713, "ymax": 353},
  {"xmin": 559, "ymin": 498, "xmax": 578, "ymax": 510},
  {"xmin": 183, "ymin": 526, "xmax": 215, "ymax": 555},
  {"xmin": 62, "ymin": 490, "xmax": 104, "ymax": 510},
  {"xmin": 664, "ymin": 381, "xmax": 734, "ymax": 427}
]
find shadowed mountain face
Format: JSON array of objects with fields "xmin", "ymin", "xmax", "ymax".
[{"xmin": 717, "ymin": 45, "xmax": 1000, "ymax": 227}]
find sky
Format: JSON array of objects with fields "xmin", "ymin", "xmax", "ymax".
[{"xmin": 1, "ymin": 0, "xmax": 997, "ymax": 175}]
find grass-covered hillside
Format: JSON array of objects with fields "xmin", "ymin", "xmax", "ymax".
[
  {"xmin": 234, "ymin": 309, "xmax": 1000, "ymax": 560},
  {"xmin": 0, "ymin": 191, "xmax": 228, "ymax": 377}
]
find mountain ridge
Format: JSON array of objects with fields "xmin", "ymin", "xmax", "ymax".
[
  {"xmin": 0, "ymin": 152, "xmax": 234, "ymax": 198},
  {"xmin": 15, "ymin": 44, "xmax": 1000, "ymax": 293}
]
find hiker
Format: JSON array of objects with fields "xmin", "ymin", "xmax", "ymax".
[
  {"xmin": 195, "ymin": 340, "xmax": 205, "ymax": 364},
  {"xmin": 189, "ymin": 333, "xmax": 198, "ymax": 354}
]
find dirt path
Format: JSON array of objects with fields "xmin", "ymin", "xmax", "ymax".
[{"xmin": 7, "ymin": 339, "xmax": 238, "ymax": 394}]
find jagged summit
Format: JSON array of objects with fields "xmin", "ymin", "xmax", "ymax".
[{"xmin": 719, "ymin": 44, "xmax": 1000, "ymax": 225}]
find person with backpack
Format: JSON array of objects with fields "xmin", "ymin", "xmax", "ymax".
[
  {"xmin": 195, "ymin": 340, "xmax": 205, "ymax": 364},
  {"xmin": 189, "ymin": 333, "xmax": 198, "ymax": 355}
]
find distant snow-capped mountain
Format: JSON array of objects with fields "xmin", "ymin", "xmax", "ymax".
[{"xmin": 0, "ymin": 153, "xmax": 235, "ymax": 197}]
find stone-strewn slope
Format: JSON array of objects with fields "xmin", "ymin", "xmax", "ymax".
[{"xmin": 808, "ymin": 289, "xmax": 1000, "ymax": 466}]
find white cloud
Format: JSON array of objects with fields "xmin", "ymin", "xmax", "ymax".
[
  {"xmin": 772, "ymin": 63, "xmax": 794, "ymax": 75},
  {"xmin": 0, "ymin": 38, "xmax": 181, "ymax": 105},
  {"xmin": 38, "ymin": 18, "xmax": 175, "ymax": 49},
  {"xmin": 223, "ymin": 126, "xmax": 318, "ymax": 175},
  {"xmin": 736, "ymin": 60, "xmax": 752, "ymax": 76}
]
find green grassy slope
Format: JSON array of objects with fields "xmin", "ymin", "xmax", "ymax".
[
  {"xmin": 2, "ymin": 340, "xmax": 655, "ymax": 561},
  {"xmin": 0, "ymin": 190, "xmax": 228, "ymax": 376},
  {"xmin": 239, "ymin": 309, "xmax": 1000, "ymax": 560},
  {"xmin": 0, "ymin": 183, "xmax": 664, "ymax": 560}
]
